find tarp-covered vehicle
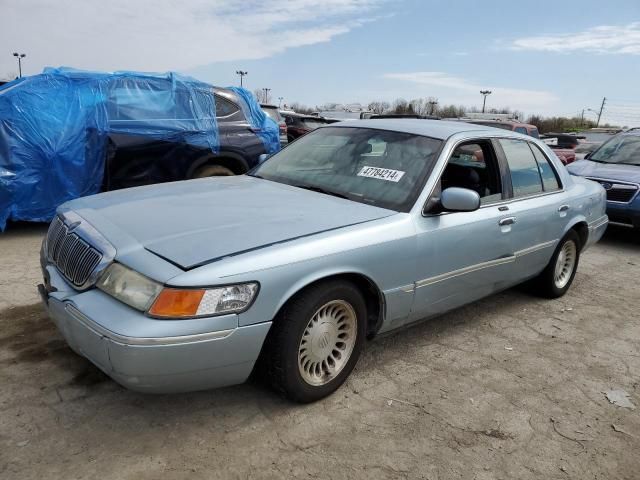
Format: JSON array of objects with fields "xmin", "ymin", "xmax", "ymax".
[{"xmin": 0, "ymin": 67, "xmax": 279, "ymax": 230}]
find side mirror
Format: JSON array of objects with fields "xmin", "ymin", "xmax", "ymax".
[
  {"xmin": 440, "ymin": 187, "xmax": 480, "ymax": 212},
  {"xmin": 258, "ymin": 153, "xmax": 270, "ymax": 164}
]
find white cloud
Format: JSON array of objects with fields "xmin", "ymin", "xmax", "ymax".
[
  {"xmin": 382, "ymin": 72, "xmax": 558, "ymax": 112},
  {"xmin": 511, "ymin": 22, "xmax": 640, "ymax": 55},
  {"xmin": 0, "ymin": 0, "xmax": 386, "ymax": 75}
]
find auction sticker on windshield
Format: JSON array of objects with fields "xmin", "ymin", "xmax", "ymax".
[{"xmin": 357, "ymin": 166, "xmax": 405, "ymax": 182}]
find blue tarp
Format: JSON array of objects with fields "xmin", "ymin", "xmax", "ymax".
[
  {"xmin": 0, "ymin": 67, "xmax": 277, "ymax": 230},
  {"xmin": 229, "ymin": 86, "xmax": 280, "ymax": 155}
]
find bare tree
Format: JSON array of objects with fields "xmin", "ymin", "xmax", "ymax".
[
  {"xmin": 0, "ymin": 71, "xmax": 18, "ymax": 82},
  {"xmin": 367, "ymin": 101, "xmax": 390, "ymax": 114},
  {"xmin": 253, "ymin": 89, "xmax": 264, "ymax": 103}
]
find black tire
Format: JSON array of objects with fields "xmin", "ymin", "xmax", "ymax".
[
  {"xmin": 261, "ymin": 280, "xmax": 367, "ymax": 403},
  {"xmin": 191, "ymin": 164, "xmax": 235, "ymax": 178},
  {"xmin": 531, "ymin": 230, "xmax": 581, "ymax": 298}
]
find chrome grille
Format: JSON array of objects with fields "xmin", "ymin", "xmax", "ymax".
[
  {"xmin": 588, "ymin": 178, "xmax": 639, "ymax": 204},
  {"xmin": 46, "ymin": 216, "xmax": 103, "ymax": 287}
]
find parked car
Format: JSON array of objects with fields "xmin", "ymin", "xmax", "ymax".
[
  {"xmin": 370, "ymin": 114, "xmax": 440, "ymax": 120},
  {"xmin": 280, "ymin": 112, "xmax": 330, "ymax": 142},
  {"xmin": 567, "ymin": 130, "xmax": 640, "ymax": 229},
  {"xmin": 107, "ymin": 87, "xmax": 278, "ymax": 189},
  {"xmin": 39, "ymin": 120, "xmax": 607, "ymax": 402},
  {"xmin": 462, "ymin": 119, "xmax": 576, "ymax": 164},
  {"xmin": 0, "ymin": 68, "xmax": 279, "ymax": 229},
  {"xmin": 261, "ymin": 104, "xmax": 288, "ymax": 146},
  {"xmin": 462, "ymin": 119, "xmax": 541, "ymax": 138}
]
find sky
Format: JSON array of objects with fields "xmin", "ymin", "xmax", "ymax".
[{"xmin": 2, "ymin": 0, "xmax": 640, "ymax": 125}]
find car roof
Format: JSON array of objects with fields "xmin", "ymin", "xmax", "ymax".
[{"xmin": 328, "ymin": 119, "xmax": 508, "ymax": 140}]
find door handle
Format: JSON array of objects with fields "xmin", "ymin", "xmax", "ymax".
[
  {"xmin": 499, "ymin": 216, "xmax": 516, "ymax": 226},
  {"xmin": 558, "ymin": 205, "xmax": 570, "ymax": 212}
]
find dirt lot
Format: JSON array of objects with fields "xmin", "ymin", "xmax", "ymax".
[{"xmin": 1, "ymin": 223, "xmax": 638, "ymax": 480}]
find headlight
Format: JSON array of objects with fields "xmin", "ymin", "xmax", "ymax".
[
  {"xmin": 148, "ymin": 283, "xmax": 259, "ymax": 318},
  {"xmin": 97, "ymin": 263, "xmax": 163, "ymax": 311}
]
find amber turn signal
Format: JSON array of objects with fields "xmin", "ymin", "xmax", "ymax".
[{"xmin": 148, "ymin": 289, "xmax": 205, "ymax": 318}]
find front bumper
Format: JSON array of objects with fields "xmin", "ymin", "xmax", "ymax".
[
  {"xmin": 606, "ymin": 200, "xmax": 640, "ymax": 229},
  {"xmin": 39, "ymin": 267, "xmax": 271, "ymax": 393}
]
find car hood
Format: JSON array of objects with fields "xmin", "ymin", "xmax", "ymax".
[
  {"xmin": 65, "ymin": 176, "xmax": 396, "ymax": 269},
  {"xmin": 567, "ymin": 160, "xmax": 640, "ymax": 184}
]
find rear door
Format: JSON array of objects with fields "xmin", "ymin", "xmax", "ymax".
[{"xmin": 495, "ymin": 138, "xmax": 565, "ymax": 282}]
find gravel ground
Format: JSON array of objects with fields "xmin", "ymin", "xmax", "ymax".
[{"xmin": 0, "ymin": 223, "xmax": 638, "ymax": 480}]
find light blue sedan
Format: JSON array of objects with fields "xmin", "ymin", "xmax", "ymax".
[{"xmin": 39, "ymin": 120, "xmax": 608, "ymax": 402}]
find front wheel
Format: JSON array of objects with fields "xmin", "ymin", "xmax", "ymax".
[
  {"xmin": 532, "ymin": 230, "xmax": 581, "ymax": 298},
  {"xmin": 262, "ymin": 280, "xmax": 367, "ymax": 403}
]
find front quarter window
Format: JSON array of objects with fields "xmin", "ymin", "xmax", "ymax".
[{"xmin": 251, "ymin": 127, "xmax": 443, "ymax": 212}]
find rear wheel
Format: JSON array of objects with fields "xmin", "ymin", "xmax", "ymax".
[
  {"xmin": 262, "ymin": 280, "xmax": 366, "ymax": 403},
  {"xmin": 532, "ymin": 230, "xmax": 580, "ymax": 298},
  {"xmin": 191, "ymin": 164, "xmax": 234, "ymax": 178}
]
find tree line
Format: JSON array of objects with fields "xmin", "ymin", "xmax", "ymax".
[{"xmin": 284, "ymin": 96, "xmax": 603, "ymax": 133}]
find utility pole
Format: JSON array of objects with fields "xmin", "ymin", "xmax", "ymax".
[
  {"xmin": 480, "ymin": 90, "xmax": 492, "ymax": 113},
  {"xmin": 263, "ymin": 88, "xmax": 271, "ymax": 104},
  {"xmin": 428, "ymin": 100, "xmax": 438, "ymax": 116},
  {"xmin": 278, "ymin": 97, "xmax": 284, "ymax": 108},
  {"xmin": 580, "ymin": 109, "xmax": 585, "ymax": 127},
  {"xmin": 235, "ymin": 70, "xmax": 248, "ymax": 87},
  {"xmin": 596, "ymin": 97, "xmax": 606, "ymax": 127},
  {"xmin": 12, "ymin": 52, "xmax": 26, "ymax": 78}
]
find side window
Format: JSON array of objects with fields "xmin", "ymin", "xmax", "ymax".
[
  {"xmin": 499, "ymin": 138, "xmax": 543, "ymax": 197},
  {"xmin": 514, "ymin": 126, "xmax": 528, "ymax": 135},
  {"xmin": 440, "ymin": 141, "xmax": 503, "ymax": 205},
  {"xmin": 529, "ymin": 143, "xmax": 561, "ymax": 191},
  {"xmin": 214, "ymin": 95, "xmax": 240, "ymax": 117}
]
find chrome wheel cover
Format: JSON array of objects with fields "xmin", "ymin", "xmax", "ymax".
[
  {"xmin": 554, "ymin": 240, "xmax": 577, "ymax": 289},
  {"xmin": 298, "ymin": 300, "xmax": 357, "ymax": 386}
]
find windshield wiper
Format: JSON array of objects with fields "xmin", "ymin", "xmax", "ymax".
[{"xmin": 294, "ymin": 184, "xmax": 349, "ymax": 199}]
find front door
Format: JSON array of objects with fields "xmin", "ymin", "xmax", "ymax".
[{"xmin": 409, "ymin": 139, "xmax": 515, "ymax": 323}]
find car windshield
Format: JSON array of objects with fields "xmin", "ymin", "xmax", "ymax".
[
  {"xmin": 590, "ymin": 135, "xmax": 640, "ymax": 165},
  {"xmin": 250, "ymin": 126, "xmax": 443, "ymax": 212}
]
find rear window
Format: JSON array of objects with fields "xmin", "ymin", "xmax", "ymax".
[
  {"xmin": 215, "ymin": 95, "xmax": 240, "ymax": 117},
  {"xmin": 262, "ymin": 107, "xmax": 281, "ymax": 123}
]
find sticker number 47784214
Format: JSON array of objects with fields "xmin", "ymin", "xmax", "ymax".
[{"xmin": 357, "ymin": 166, "xmax": 405, "ymax": 182}]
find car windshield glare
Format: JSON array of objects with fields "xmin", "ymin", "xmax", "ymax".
[
  {"xmin": 591, "ymin": 135, "xmax": 640, "ymax": 165},
  {"xmin": 251, "ymin": 126, "xmax": 443, "ymax": 211}
]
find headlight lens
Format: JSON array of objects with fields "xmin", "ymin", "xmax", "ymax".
[
  {"xmin": 148, "ymin": 283, "xmax": 259, "ymax": 318},
  {"xmin": 97, "ymin": 263, "xmax": 163, "ymax": 311}
]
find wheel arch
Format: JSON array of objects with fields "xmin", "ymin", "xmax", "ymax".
[
  {"xmin": 273, "ymin": 271, "xmax": 385, "ymax": 339},
  {"xmin": 563, "ymin": 216, "xmax": 589, "ymax": 250},
  {"xmin": 186, "ymin": 152, "xmax": 249, "ymax": 178}
]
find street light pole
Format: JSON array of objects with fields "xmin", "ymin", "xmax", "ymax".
[
  {"xmin": 235, "ymin": 70, "xmax": 248, "ymax": 88},
  {"xmin": 428, "ymin": 100, "xmax": 438, "ymax": 116},
  {"xmin": 12, "ymin": 52, "xmax": 26, "ymax": 78},
  {"xmin": 263, "ymin": 88, "xmax": 271, "ymax": 104},
  {"xmin": 480, "ymin": 90, "xmax": 492, "ymax": 113},
  {"xmin": 278, "ymin": 97, "xmax": 284, "ymax": 108}
]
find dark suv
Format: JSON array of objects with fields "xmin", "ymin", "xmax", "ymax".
[
  {"xmin": 0, "ymin": 69, "xmax": 279, "ymax": 228},
  {"xmin": 106, "ymin": 87, "xmax": 275, "ymax": 189}
]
